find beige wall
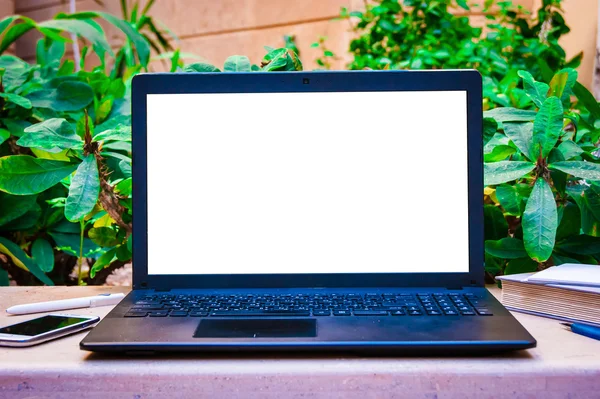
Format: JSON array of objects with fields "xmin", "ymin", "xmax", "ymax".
[{"xmin": 4, "ymin": 0, "xmax": 599, "ymax": 87}]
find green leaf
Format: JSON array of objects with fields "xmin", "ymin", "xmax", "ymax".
[
  {"xmin": 556, "ymin": 202, "xmax": 581, "ymax": 241},
  {"xmin": 548, "ymin": 68, "xmax": 577, "ymax": 107},
  {"xmin": 0, "ymin": 156, "xmax": 78, "ymax": 195},
  {"xmin": 496, "ymin": 184, "xmax": 522, "ymax": 216},
  {"xmin": 65, "ymin": 154, "xmax": 100, "ymax": 222},
  {"xmin": 0, "ymin": 128, "xmax": 9, "ymax": 146},
  {"xmin": 126, "ymin": 234, "xmax": 132, "ymax": 252},
  {"xmin": 567, "ymin": 185, "xmax": 600, "ymax": 237},
  {"xmin": 549, "ymin": 161, "xmax": 600, "ymax": 180},
  {"xmin": 484, "ymin": 204, "xmax": 508, "ymax": 241},
  {"xmin": 557, "ymin": 235, "xmax": 600, "ymax": 255},
  {"xmin": 90, "ymin": 248, "xmax": 116, "ymax": 279},
  {"xmin": 48, "ymin": 232, "xmax": 102, "ymax": 259},
  {"xmin": 183, "ymin": 63, "xmax": 221, "ymax": 72},
  {"xmin": 93, "ymin": 125, "xmax": 131, "ymax": 142},
  {"xmin": 27, "ymin": 81, "xmax": 94, "ymax": 112},
  {"xmin": 522, "ymin": 178, "xmax": 558, "ymax": 262},
  {"xmin": 504, "ymin": 257, "xmax": 538, "ymax": 275},
  {"xmin": 503, "ymin": 122, "xmax": 533, "ymax": 160},
  {"xmin": 517, "ymin": 70, "xmax": 548, "ymax": 108},
  {"xmin": 38, "ymin": 19, "xmax": 113, "ymax": 58},
  {"xmin": 0, "ymin": 236, "xmax": 53, "ymax": 285},
  {"xmin": 484, "ymin": 107, "xmax": 536, "ymax": 123},
  {"xmin": 95, "ymin": 12, "xmax": 150, "ymax": 66},
  {"xmin": 484, "ymin": 161, "xmax": 535, "ymax": 186},
  {"xmin": 115, "ymin": 177, "xmax": 132, "ymax": 196},
  {"xmin": 115, "ymin": 243, "xmax": 131, "ymax": 261},
  {"xmin": 531, "ymin": 96, "xmax": 563, "ymax": 160},
  {"xmin": 119, "ymin": 160, "xmax": 131, "ymax": 177},
  {"xmin": 17, "ymin": 118, "xmax": 83, "ymax": 152},
  {"xmin": 485, "ymin": 238, "xmax": 527, "ymax": 259},
  {"xmin": 573, "ymin": 82, "xmax": 600, "ymax": 120},
  {"xmin": 456, "ymin": 0, "xmax": 470, "ymax": 10},
  {"xmin": 0, "ymin": 93, "xmax": 32, "ymax": 109},
  {"xmin": 0, "ymin": 192, "xmax": 37, "ymax": 227},
  {"xmin": 552, "ymin": 253, "xmax": 581, "ymax": 266},
  {"xmin": 223, "ymin": 55, "xmax": 251, "ymax": 72},
  {"xmin": 483, "ymin": 117, "xmax": 498, "ymax": 145},
  {"xmin": 31, "ymin": 238, "xmax": 55, "ymax": 273},
  {"xmin": 1, "ymin": 203, "xmax": 41, "ymax": 231},
  {"xmin": 484, "ymin": 145, "xmax": 515, "ymax": 162},
  {"xmin": 557, "ymin": 141, "xmax": 583, "ymax": 160},
  {"xmin": 88, "ymin": 227, "xmax": 120, "ymax": 247}
]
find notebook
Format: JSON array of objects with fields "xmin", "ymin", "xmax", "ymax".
[{"xmin": 498, "ymin": 265, "xmax": 600, "ymax": 327}]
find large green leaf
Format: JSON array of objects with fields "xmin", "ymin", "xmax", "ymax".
[
  {"xmin": 484, "ymin": 204, "xmax": 508, "ymax": 241},
  {"xmin": 484, "ymin": 161, "xmax": 535, "ymax": 186},
  {"xmin": 0, "ymin": 192, "xmax": 37, "ymax": 227},
  {"xmin": 98, "ymin": 12, "xmax": 150, "ymax": 66},
  {"xmin": 531, "ymin": 96, "xmax": 563, "ymax": 160},
  {"xmin": 27, "ymin": 81, "xmax": 94, "ymax": 111},
  {"xmin": 0, "ymin": 17, "xmax": 36, "ymax": 55},
  {"xmin": 483, "ymin": 107, "xmax": 536, "ymax": 123},
  {"xmin": 549, "ymin": 161, "xmax": 600, "ymax": 181},
  {"xmin": 0, "ymin": 93, "xmax": 32, "ymax": 109},
  {"xmin": 495, "ymin": 184, "xmax": 522, "ymax": 216},
  {"xmin": 183, "ymin": 63, "xmax": 221, "ymax": 72},
  {"xmin": 223, "ymin": 55, "xmax": 251, "ymax": 72},
  {"xmin": 90, "ymin": 248, "xmax": 116, "ymax": 279},
  {"xmin": 557, "ymin": 235, "xmax": 600, "ymax": 255},
  {"xmin": 517, "ymin": 70, "xmax": 548, "ymax": 108},
  {"xmin": 485, "ymin": 238, "xmax": 527, "ymax": 259},
  {"xmin": 483, "ymin": 117, "xmax": 498, "ymax": 145},
  {"xmin": 484, "ymin": 145, "xmax": 515, "ymax": 162},
  {"xmin": 88, "ymin": 227, "xmax": 120, "ymax": 247},
  {"xmin": 38, "ymin": 19, "xmax": 113, "ymax": 59},
  {"xmin": 573, "ymin": 82, "xmax": 600, "ymax": 120},
  {"xmin": 557, "ymin": 141, "xmax": 583, "ymax": 160},
  {"xmin": 549, "ymin": 68, "xmax": 577, "ymax": 107},
  {"xmin": 17, "ymin": 118, "xmax": 83, "ymax": 152},
  {"xmin": 0, "ymin": 203, "xmax": 41, "ymax": 231},
  {"xmin": 31, "ymin": 238, "xmax": 55, "ymax": 273},
  {"xmin": 522, "ymin": 178, "xmax": 558, "ymax": 262},
  {"xmin": 503, "ymin": 122, "xmax": 532, "ymax": 160},
  {"xmin": 0, "ymin": 156, "xmax": 78, "ymax": 195},
  {"xmin": 0, "ymin": 236, "xmax": 53, "ymax": 285},
  {"xmin": 48, "ymin": 232, "xmax": 102, "ymax": 259},
  {"xmin": 93, "ymin": 125, "xmax": 131, "ymax": 142},
  {"xmin": 567, "ymin": 185, "xmax": 600, "ymax": 237},
  {"xmin": 65, "ymin": 154, "xmax": 100, "ymax": 222}
]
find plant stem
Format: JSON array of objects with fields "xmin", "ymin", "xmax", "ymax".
[{"xmin": 77, "ymin": 219, "xmax": 84, "ymax": 285}]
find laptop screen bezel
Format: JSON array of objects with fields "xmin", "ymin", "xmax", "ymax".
[{"xmin": 131, "ymin": 70, "xmax": 483, "ymax": 289}]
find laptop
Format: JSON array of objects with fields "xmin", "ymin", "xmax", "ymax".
[{"xmin": 80, "ymin": 70, "xmax": 536, "ymax": 354}]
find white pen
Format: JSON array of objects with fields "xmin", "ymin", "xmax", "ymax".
[{"xmin": 6, "ymin": 293, "xmax": 126, "ymax": 315}]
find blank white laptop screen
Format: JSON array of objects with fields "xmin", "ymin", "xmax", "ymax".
[{"xmin": 146, "ymin": 91, "xmax": 469, "ymax": 275}]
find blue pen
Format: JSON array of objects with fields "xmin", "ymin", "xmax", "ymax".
[{"xmin": 561, "ymin": 323, "xmax": 600, "ymax": 341}]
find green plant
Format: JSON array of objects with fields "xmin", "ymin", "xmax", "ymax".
[
  {"xmin": 483, "ymin": 68, "xmax": 600, "ymax": 276},
  {"xmin": 311, "ymin": 36, "xmax": 337, "ymax": 70},
  {"xmin": 337, "ymin": 0, "xmax": 580, "ymax": 109},
  {"xmin": 0, "ymin": 22, "xmax": 302, "ymax": 286}
]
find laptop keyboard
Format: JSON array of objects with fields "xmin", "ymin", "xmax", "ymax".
[{"xmin": 124, "ymin": 292, "xmax": 492, "ymax": 318}]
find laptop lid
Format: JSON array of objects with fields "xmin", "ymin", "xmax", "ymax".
[{"xmin": 131, "ymin": 70, "xmax": 483, "ymax": 290}]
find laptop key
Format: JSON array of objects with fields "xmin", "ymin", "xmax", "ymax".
[
  {"xmin": 408, "ymin": 310, "xmax": 422, "ymax": 316},
  {"xmin": 312, "ymin": 310, "xmax": 331, "ymax": 316},
  {"xmin": 169, "ymin": 311, "xmax": 189, "ymax": 317},
  {"xmin": 189, "ymin": 311, "xmax": 208, "ymax": 317},
  {"xmin": 391, "ymin": 310, "xmax": 405, "ymax": 316},
  {"xmin": 476, "ymin": 308, "xmax": 493, "ymax": 316},
  {"xmin": 461, "ymin": 311, "xmax": 476, "ymax": 316},
  {"xmin": 444, "ymin": 310, "xmax": 459, "ymax": 315},
  {"xmin": 332, "ymin": 310, "xmax": 351, "ymax": 316},
  {"xmin": 353, "ymin": 310, "xmax": 388, "ymax": 316},
  {"xmin": 124, "ymin": 311, "xmax": 147, "ymax": 317},
  {"xmin": 148, "ymin": 311, "xmax": 168, "ymax": 317},
  {"xmin": 427, "ymin": 310, "xmax": 442, "ymax": 315}
]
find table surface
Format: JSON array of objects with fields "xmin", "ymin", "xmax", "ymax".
[{"xmin": 0, "ymin": 286, "xmax": 599, "ymax": 399}]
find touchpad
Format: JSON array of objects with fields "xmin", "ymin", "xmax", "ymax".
[{"xmin": 194, "ymin": 318, "xmax": 317, "ymax": 338}]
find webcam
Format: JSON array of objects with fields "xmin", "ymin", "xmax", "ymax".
[{"xmin": 303, "ymin": 78, "xmax": 310, "ymax": 84}]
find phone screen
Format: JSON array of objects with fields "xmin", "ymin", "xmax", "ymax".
[{"xmin": 0, "ymin": 315, "xmax": 89, "ymax": 336}]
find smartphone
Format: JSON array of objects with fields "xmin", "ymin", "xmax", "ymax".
[{"xmin": 0, "ymin": 314, "xmax": 100, "ymax": 347}]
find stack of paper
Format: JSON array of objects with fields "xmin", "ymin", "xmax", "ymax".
[{"xmin": 498, "ymin": 264, "xmax": 600, "ymax": 327}]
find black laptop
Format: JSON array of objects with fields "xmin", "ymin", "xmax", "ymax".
[{"xmin": 80, "ymin": 70, "xmax": 536, "ymax": 354}]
